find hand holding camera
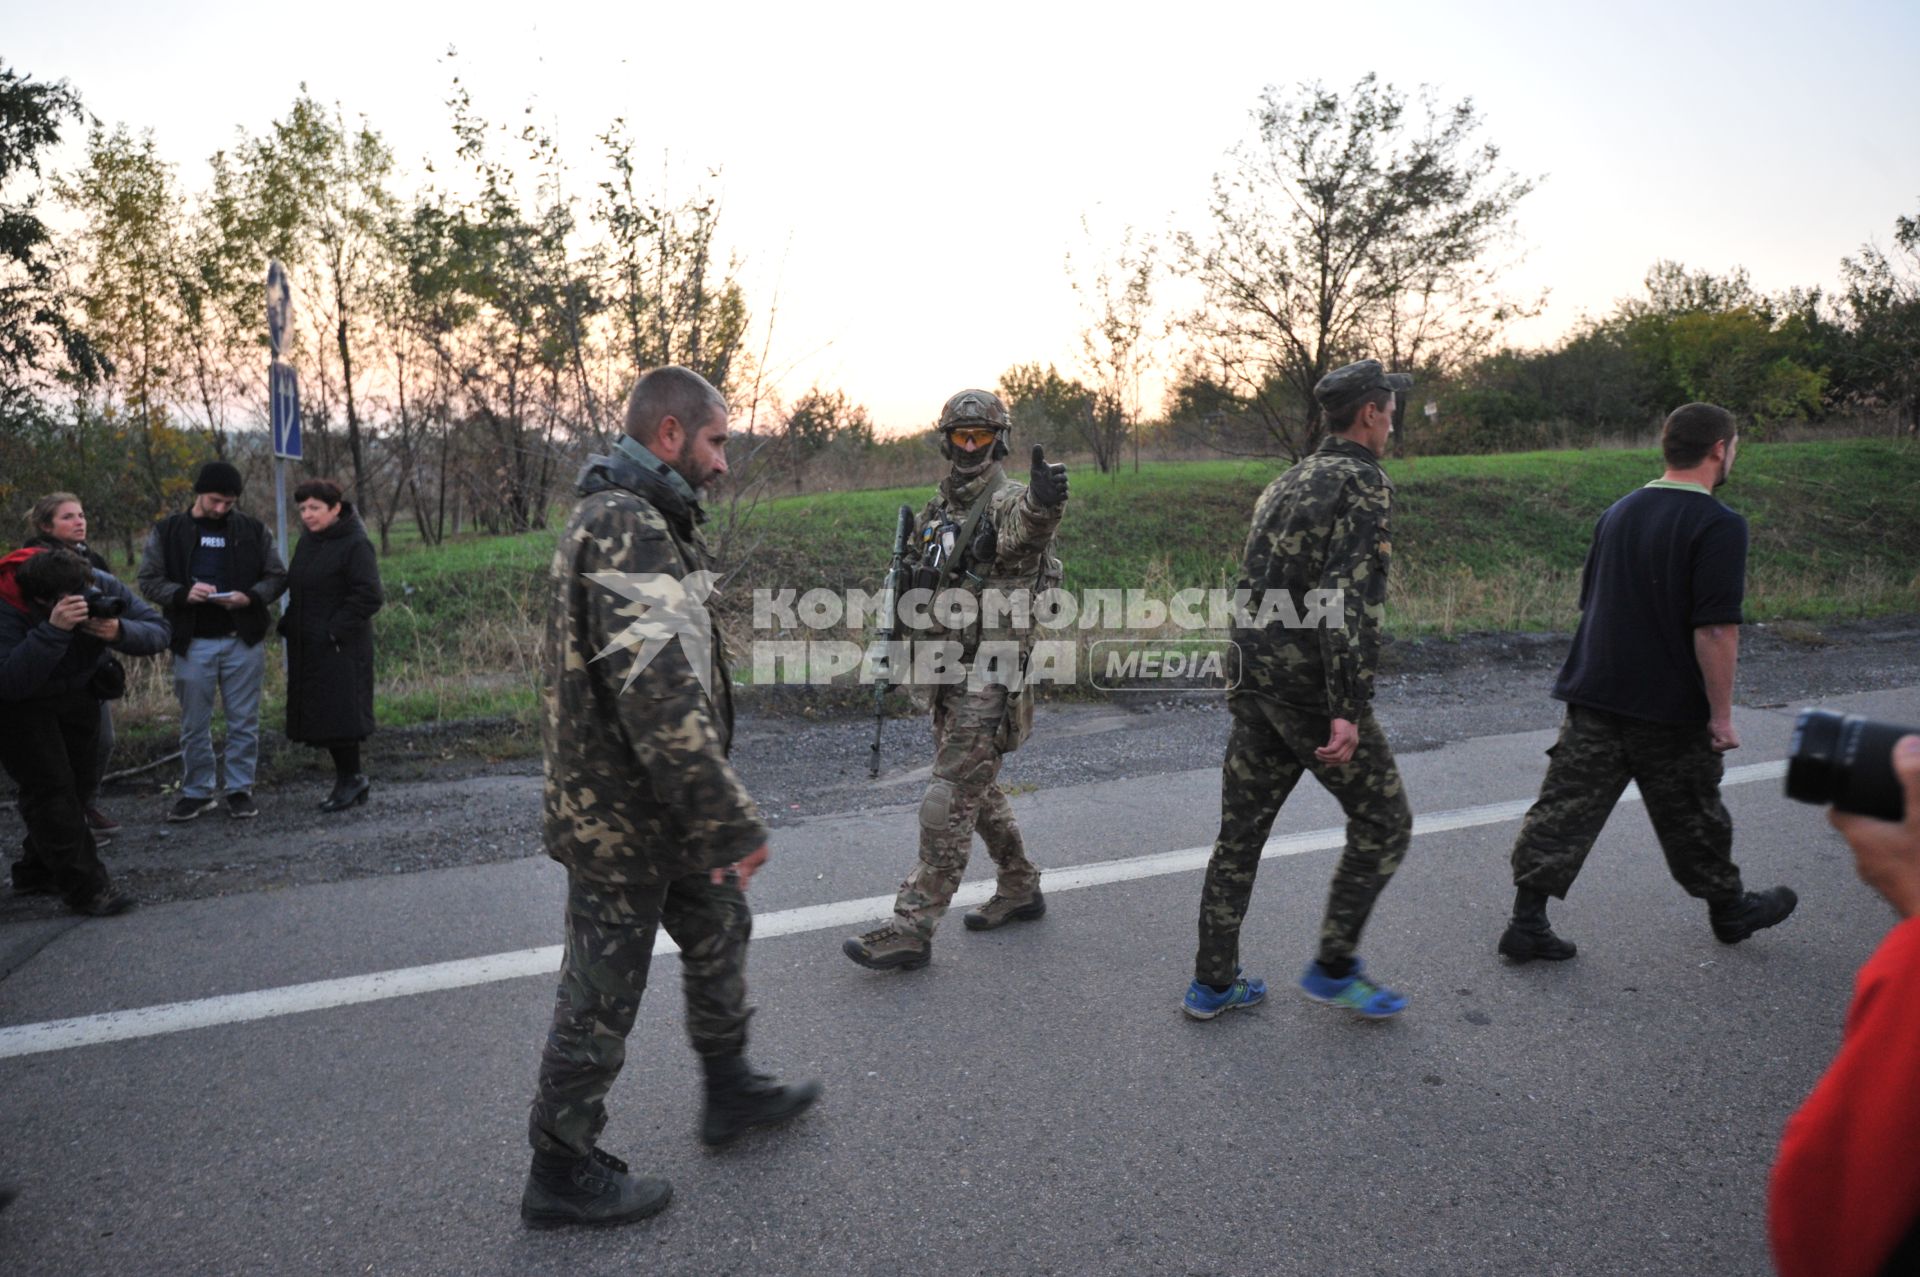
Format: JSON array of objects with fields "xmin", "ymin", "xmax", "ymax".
[
  {"xmin": 1827, "ymin": 735, "xmax": 1920, "ymax": 920},
  {"xmin": 47, "ymin": 594, "xmax": 89, "ymax": 632}
]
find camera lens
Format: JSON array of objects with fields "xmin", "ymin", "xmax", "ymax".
[{"xmin": 1786, "ymin": 709, "xmax": 1913, "ymax": 821}]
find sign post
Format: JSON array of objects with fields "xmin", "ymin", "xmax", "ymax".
[{"xmin": 265, "ymin": 261, "xmax": 301, "ymax": 594}]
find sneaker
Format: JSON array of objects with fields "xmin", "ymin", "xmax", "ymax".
[
  {"xmin": 963, "ymin": 889, "xmax": 1046, "ymax": 931},
  {"xmin": 842, "ymin": 924, "xmax": 931, "ymax": 971},
  {"xmin": 1710, "ymin": 887, "xmax": 1798, "ymax": 944},
  {"xmin": 226, "ymin": 792, "xmax": 259, "ymax": 820},
  {"xmin": 85, "ymin": 806, "xmax": 121, "ymax": 833},
  {"xmin": 168, "ymin": 796, "xmax": 218, "ymax": 822},
  {"xmin": 70, "ymin": 889, "xmax": 137, "ymax": 918},
  {"xmin": 1497, "ymin": 921, "xmax": 1577, "ymax": 963},
  {"xmin": 1182, "ymin": 973, "xmax": 1267, "ymax": 1021},
  {"xmin": 520, "ymin": 1147, "xmax": 671, "ymax": 1230},
  {"xmin": 1298, "ymin": 959, "xmax": 1407, "ymax": 1019}
]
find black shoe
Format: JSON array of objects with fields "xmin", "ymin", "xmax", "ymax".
[
  {"xmin": 9, "ymin": 861, "xmax": 56, "ymax": 896},
  {"xmin": 168, "ymin": 796, "xmax": 217, "ymax": 822},
  {"xmin": 700, "ymin": 1054, "xmax": 823, "ymax": 1148},
  {"xmin": 226, "ymin": 792, "xmax": 259, "ymax": 820},
  {"xmin": 1498, "ymin": 921, "xmax": 1578, "ymax": 962},
  {"xmin": 520, "ymin": 1147, "xmax": 671, "ymax": 1230},
  {"xmin": 319, "ymin": 774, "xmax": 371, "ymax": 813},
  {"xmin": 1710, "ymin": 887, "xmax": 1799, "ymax": 944},
  {"xmin": 70, "ymin": 889, "xmax": 137, "ymax": 918}
]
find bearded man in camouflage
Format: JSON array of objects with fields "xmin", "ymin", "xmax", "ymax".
[
  {"xmin": 843, "ymin": 389, "xmax": 1070, "ymax": 971},
  {"xmin": 521, "ymin": 366, "xmax": 820, "ymax": 1230},
  {"xmin": 1182, "ymin": 360, "xmax": 1416, "ymax": 1023}
]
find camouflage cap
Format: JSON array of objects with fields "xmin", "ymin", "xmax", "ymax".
[
  {"xmin": 1313, "ymin": 360, "xmax": 1414, "ymax": 413},
  {"xmin": 938, "ymin": 389, "xmax": 1011, "ymax": 431}
]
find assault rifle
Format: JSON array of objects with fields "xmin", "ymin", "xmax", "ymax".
[{"xmin": 868, "ymin": 504, "xmax": 917, "ymax": 778}]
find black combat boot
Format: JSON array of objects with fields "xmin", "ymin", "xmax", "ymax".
[
  {"xmin": 1709, "ymin": 886, "xmax": 1798, "ymax": 944},
  {"xmin": 520, "ymin": 1146, "xmax": 671, "ymax": 1229},
  {"xmin": 1498, "ymin": 887, "xmax": 1577, "ymax": 963},
  {"xmin": 699, "ymin": 1052, "xmax": 822, "ymax": 1148}
]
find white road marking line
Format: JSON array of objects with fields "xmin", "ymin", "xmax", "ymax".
[{"xmin": 0, "ymin": 759, "xmax": 1789, "ymax": 1061}]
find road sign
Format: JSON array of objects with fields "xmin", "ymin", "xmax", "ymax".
[
  {"xmin": 271, "ymin": 358, "xmax": 302, "ymax": 460},
  {"xmin": 266, "ymin": 260, "xmax": 292, "ymax": 357}
]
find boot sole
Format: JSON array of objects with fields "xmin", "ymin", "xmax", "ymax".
[{"xmin": 521, "ymin": 1184, "xmax": 672, "ymax": 1230}]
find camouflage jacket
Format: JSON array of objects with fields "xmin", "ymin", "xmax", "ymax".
[
  {"xmin": 915, "ymin": 461, "xmax": 1065, "ymax": 657},
  {"xmin": 1232, "ymin": 434, "xmax": 1393, "ymax": 721},
  {"xmin": 541, "ymin": 447, "xmax": 766, "ymax": 899}
]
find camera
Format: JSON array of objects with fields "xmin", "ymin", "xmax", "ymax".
[
  {"xmin": 81, "ymin": 586, "xmax": 126, "ymax": 620},
  {"xmin": 1785, "ymin": 709, "xmax": 1916, "ymax": 821}
]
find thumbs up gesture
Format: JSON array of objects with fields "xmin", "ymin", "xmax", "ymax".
[{"xmin": 1029, "ymin": 444, "xmax": 1069, "ymax": 508}]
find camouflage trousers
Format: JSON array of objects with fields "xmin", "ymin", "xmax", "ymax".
[
  {"xmin": 529, "ymin": 872, "xmax": 752, "ymax": 1157},
  {"xmin": 1194, "ymin": 695, "xmax": 1412, "ymax": 986},
  {"xmin": 892, "ymin": 683, "xmax": 1041, "ymax": 940},
  {"xmin": 1510, "ymin": 705, "xmax": 1742, "ymax": 902}
]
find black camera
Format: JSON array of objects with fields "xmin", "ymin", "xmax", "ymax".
[
  {"xmin": 1785, "ymin": 709, "xmax": 1916, "ymax": 821},
  {"xmin": 81, "ymin": 586, "xmax": 126, "ymax": 620}
]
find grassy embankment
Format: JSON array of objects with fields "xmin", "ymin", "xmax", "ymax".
[{"xmin": 107, "ymin": 438, "xmax": 1920, "ymax": 755}]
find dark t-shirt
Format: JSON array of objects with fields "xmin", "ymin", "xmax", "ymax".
[
  {"xmin": 1552, "ymin": 483, "xmax": 1748, "ymax": 725},
  {"xmin": 189, "ymin": 515, "xmax": 238, "ymax": 640}
]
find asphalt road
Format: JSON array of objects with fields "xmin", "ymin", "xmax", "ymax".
[{"xmin": 2, "ymin": 687, "xmax": 1916, "ymax": 1276}]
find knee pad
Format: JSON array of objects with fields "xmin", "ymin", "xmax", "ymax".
[{"xmin": 919, "ymin": 778, "xmax": 956, "ymax": 835}]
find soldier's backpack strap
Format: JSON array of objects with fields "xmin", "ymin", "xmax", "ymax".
[{"xmin": 935, "ymin": 470, "xmax": 1005, "ymax": 594}]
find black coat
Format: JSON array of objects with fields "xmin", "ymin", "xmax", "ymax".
[{"xmin": 280, "ymin": 505, "xmax": 383, "ymax": 744}]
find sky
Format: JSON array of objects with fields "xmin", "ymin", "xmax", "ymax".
[{"xmin": 6, "ymin": 0, "xmax": 1918, "ymax": 434}]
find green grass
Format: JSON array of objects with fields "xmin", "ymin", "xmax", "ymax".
[{"xmin": 100, "ymin": 438, "xmax": 1920, "ymax": 753}]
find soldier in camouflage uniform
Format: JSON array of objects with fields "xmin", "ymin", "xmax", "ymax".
[
  {"xmin": 1498, "ymin": 401, "xmax": 1797, "ymax": 963},
  {"xmin": 521, "ymin": 366, "xmax": 820, "ymax": 1230},
  {"xmin": 843, "ymin": 389, "xmax": 1070, "ymax": 971},
  {"xmin": 1183, "ymin": 359, "xmax": 1416, "ymax": 1022}
]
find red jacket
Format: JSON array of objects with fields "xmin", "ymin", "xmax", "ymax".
[{"xmin": 1771, "ymin": 916, "xmax": 1920, "ymax": 1277}]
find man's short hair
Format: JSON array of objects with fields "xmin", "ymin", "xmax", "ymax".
[
  {"xmin": 1327, "ymin": 388, "xmax": 1394, "ymax": 433},
  {"xmin": 623, "ymin": 366, "xmax": 727, "ymax": 445},
  {"xmin": 27, "ymin": 491, "xmax": 81, "ymax": 539},
  {"xmin": 17, "ymin": 548, "xmax": 91, "ymax": 602},
  {"xmin": 1662, "ymin": 402, "xmax": 1738, "ymax": 469},
  {"xmin": 292, "ymin": 477, "xmax": 344, "ymax": 507}
]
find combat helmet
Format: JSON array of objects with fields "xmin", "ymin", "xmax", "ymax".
[{"xmin": 936, "ymin": 388, "xmax": 1012, "ymax": 462}]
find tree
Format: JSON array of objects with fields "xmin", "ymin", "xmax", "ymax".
[
  {"xmin": 0, "ymin": 62, "xmax": 106, "ymax": 403},
  {"xmin": 998, "ymin": 362, "xmax": 1094, "ymax": 455},
  {"xmin": 239, "ymin": 91, "xmax": 398, "ymax": 503},
  {"xmin": 1839, "ymin": 205, "xmax": 1920, "ymax": 436},
  {"xmin": 1174, "ymin": 75, "xmax": 1535, "ymax": 457},
  {"xmin": 1069, "ymin": 222, "xmax": 1156, "ymax": 473},
  {"xmin": 780, "ymin": 385, "xmax": 871, "ymax": 489}
]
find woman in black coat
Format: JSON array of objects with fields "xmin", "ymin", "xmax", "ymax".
[
  {"xmin": 281, "ymin": 478, "xmax": 384, "ymax": 811},
  {"xmin": 26, "ymin": 491, "xmax": 121, "ymax": 836}
]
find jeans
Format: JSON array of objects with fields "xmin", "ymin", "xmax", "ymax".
[{"xmin": 173, "ymin": 635, "xmax": 268, "ymax": 798}]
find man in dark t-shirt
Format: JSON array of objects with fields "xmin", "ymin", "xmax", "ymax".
[{"xmin": 1499, "ymin": 402, "xmax": 1798, "ymax": 962}]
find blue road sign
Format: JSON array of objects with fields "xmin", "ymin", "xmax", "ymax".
[
  {"xmin": 271, "ymin": 358, "xmax": 302, "ymax": 460},
  {"xmin": 266, "ymin": 260, "xmax": 292, "ymax": 357}
]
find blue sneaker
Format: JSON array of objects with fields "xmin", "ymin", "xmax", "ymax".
[
  {"xmin": 1298, "ymin": 959, "xmax": 1407, "ymax": 1019},
  {"xmin": 1182, "ymin": 973, "xmax": 1267, "ymax": 1021}
]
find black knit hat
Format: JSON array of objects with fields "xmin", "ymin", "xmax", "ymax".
[{"xmin": 193, "ymin": 460, "xmax": 244, "ymax": 496}]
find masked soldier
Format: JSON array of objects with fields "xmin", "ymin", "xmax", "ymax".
[
  {"xmin": 522, "ymin": 366, "xmax": 820, "ymax": 1230},
  {"xmin": 843, "ymin": 389, "xmax": 1070, "ymax": 971},
  {"xmin": 1183, "ymin": 359, "xmax": 1417, "ymax": 1022}
]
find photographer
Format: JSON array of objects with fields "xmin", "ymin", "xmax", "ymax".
[
  {"xmin": 1770, "ymin": 734, "xmax": 1920, "ymax": 1277},
  {"xmin": 0, "ymin": 546, "xmax": 168, "ymax": 915}
]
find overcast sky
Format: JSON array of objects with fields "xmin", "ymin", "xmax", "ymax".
[{"xmin": 8, "ymin": 0, "xmax": 1918, "ymax": 433}]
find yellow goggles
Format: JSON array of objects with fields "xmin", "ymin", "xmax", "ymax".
[{"xmin": 946, "ymin": 427, "xmax": 1000, "ymax": 450}]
